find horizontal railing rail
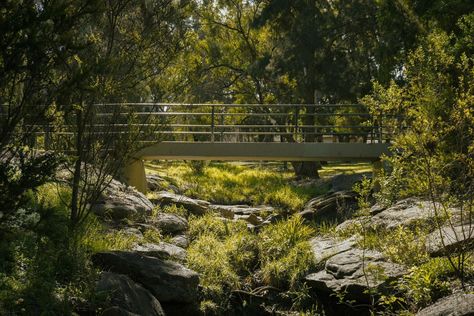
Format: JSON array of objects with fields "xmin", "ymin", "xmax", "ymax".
[{"xmin": 6, "ymin": 103, "xmax": 402, "ymax": 149}]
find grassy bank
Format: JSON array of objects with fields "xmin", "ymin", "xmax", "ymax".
[{"xmin": 145, "ymin": 161, "xmax": 371, "ymax": 212}]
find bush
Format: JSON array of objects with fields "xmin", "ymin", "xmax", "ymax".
[
  {"xmin": 398, "ymin": 258, "xmax": 456, "ymax": 309},
  {"xmin": 0, "ymin": 192, "xmax": 99, "ymax": 315}
]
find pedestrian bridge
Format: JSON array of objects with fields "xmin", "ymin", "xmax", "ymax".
[{"xmin": 30, "ymin": 103, "xmax": 396, "ymax": 192}]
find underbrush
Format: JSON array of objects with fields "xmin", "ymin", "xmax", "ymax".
[
  {"xmin": 187, "ymin": 213, "xmax": 315, "ymax": 314},
  {"xmin": 0, "ymin": 183, "xmax": 100, "ymax": 314},
  {"xmin": 0, "ymin": 183, "xmax": 137, "ymax": 315}
]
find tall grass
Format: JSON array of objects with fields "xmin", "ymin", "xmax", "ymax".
[
  {"xmin": 146, "ymin": 162, "xmax": 330, "ymax": 211},
  {"xmin": 187, "ymin": 214, "xmax": 316, "ymax": 314}
]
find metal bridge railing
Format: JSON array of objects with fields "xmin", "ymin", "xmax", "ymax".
[{"xmin": 2, "ymin": 103, "xmax": 399, "ymax": 148}]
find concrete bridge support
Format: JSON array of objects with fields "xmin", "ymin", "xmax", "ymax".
[{"xmin": 123, "ymin": 158, "xmax": 147, "ymax": 194}]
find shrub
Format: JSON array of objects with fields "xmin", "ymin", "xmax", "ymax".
[{"xmin": 398, "ymin": 258, "xmax": 455, "ymax": 309}]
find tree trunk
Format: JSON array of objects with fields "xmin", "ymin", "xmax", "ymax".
[
  {"xmin": 291, "ymin": 161, "xmax": 320, "ymax": 178},
  {"xmin": 291, "ymin": 89, "xmax": 322, "ymax": 179}
]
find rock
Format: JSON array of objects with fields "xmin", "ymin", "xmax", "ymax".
[
  {"xmin": 370, "ymin": 199, "xmax": 436, "ymax": 230},
  {"xmin": 152, "ymin": 191, "xmax": 209, "ymax": 216},
  {"xmin": 133, "ymin": 242, "xmax": 187, "ymax": 261},
  {"xmin": 91, "ymin": 179, "xmax": 154, "ymax": 220},
  {"xmin": 101, "ymin": 306, "xmax": 140, "ymax": 316},
  {"xmin": 121, "ymin": 227, "xmax": 144, "ymax": 239},
  {"xmin": 306, "ymin": 239, "xmax": 405, "ymax": 302},
  {"xmin": 92, "ymin": 251, "xmax": 199, "ymax": 304},
  {"xmin": 170, "ymin": 235, "xmax": 190, "ymax": 248},
  {"xmin": 134, "ymin": 223, "xmax": 161, "ymax": 235},
  {"xmin": 416, "ymin": 292, "xmax": 474, "ymax": 316},
  {"xmin": 210, "ymin": 204, "xmax": 275, "ymax": 219},
  {"xmin": 310, "ymin": 236, "xmax": 358, "ymax": 267},
  {"xmin": 369, "ymin": 203, "xmax": 386, "ymax": 216},
  {"xmin": 235, "ymin": 213, "xmax": 263, "ymax": 226},
  {"xmin": 330, "ymin": 172, "xmax": 371, "ymax": 192},
  {"xmin": 300, "ymin": 191, "xmax": 358, "ymax": 224},
  {"xmin": 154, "ymin": 213, "xmax": 188, "ymax": 234},
  {"xmin": 335, "ymin": 217, "xmax": 365, "ymax": 234},
  {"xmin": 96, "ymin": 272, "xmax": 165, "ymax": 316},
  {"xmin": 147, "ymin": 174, "xmax": 179, "ymax": 193},
  {"xmin": 426, "ymin": 224, "xmax": 474, "ymax": 256}
]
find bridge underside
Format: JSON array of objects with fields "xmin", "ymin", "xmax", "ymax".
[{"xmin": 137, "ymin": 142, "xmax": 391, "ymax": 162}]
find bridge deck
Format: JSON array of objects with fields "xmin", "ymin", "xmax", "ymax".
[{"xmin": 137, "ymin": 142, "xmax": 390, "ymax": 161}]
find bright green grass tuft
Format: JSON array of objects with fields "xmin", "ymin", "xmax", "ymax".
[{"xmin": 146, "ymin": 161, "xmax": 334, "ymax": 211}]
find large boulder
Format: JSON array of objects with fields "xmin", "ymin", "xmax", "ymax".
[
  {"xmin": 101, "ymin": 306, "xmax": 140, "ymax": 316},
  {"xmin": 91, "ymin": 179, "xmax": 154, "ymax": 220},
  {"xmin": 416, "ymin": 292, "xmax": 474, "ymax": 316},
  {"xmin": 306, "ymin": 248, "xmax": 405, "ymax": 302},
  {"xmin": 306, "ymin": 236, "xmax": 405, "ymax": 303},
  {"xmin": 92, "ymin": 251, "xmax": 199, "ymax": 304},
  {"xmin": 152, "ymin": 191, "xmax": 209, "ymax": 215},
  {"xmin": 426, "ymin": 224, "xmax": 474, "ymax": 256},
  {"xmin": 299, "ymin": 191, "xmax": 358, "ymax": 224},
  {"xmin": 336, "ymin": 199, "xmax": 443, "ymax": 233},
  {"xmin": 170, "ymin": 235, "xmax": 190, "ymax": 248},
  {"xmin": 133, "ymin": 242, "xmax": 187, "ymax": 261},
  {"xmin": 96, "ymin": 272, "xmax": 165, "ymax": 316},
  {"xmin": 154, "ymin": 213, "xmax": 188, "ymax": 234},
  {"xmin": 370, "ymin": 199, "xmax": 436, "ymax": 230},
  {"xmin": 310, "ymin": 236, "xmax": 358, "ymax": 268},
  {"xmin": 330, "ymin": 172, "xmax": 371, "ymax": 192},
  {"xmin": 147, "ymin": 174, "xmax": 179, "ymax": 193}
]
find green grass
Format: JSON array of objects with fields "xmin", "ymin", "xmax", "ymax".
[
  {"xmin": 187, "ymin": 214, "xmax": 316, "ymax": 314},
  {"xmin": 146, "ymin": 161, "xmax": 370, "ymax": 211}
]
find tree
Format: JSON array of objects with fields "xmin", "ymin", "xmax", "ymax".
[
  {"xmin": 254, "ymin": 0, "xmax": 423, "ymax": 177},
  {"xmin": 51, "ymin": 0, "xmax": 190, "ymax": 230}
]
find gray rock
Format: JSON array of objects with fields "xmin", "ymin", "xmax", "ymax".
[
  {"xmin": 152, "ymin": 191, "xmax": 209, "ymax": 215},
  {"xmin": 154, "ymin": 213, "xmax": 188, "ymax": 234},
  {"xmin": 147, "ymin": 174, "xmax": 179, "ymax": 193},
  {"xmin": 96, "ymin": 272, "xmax": 165, "ymax": 316},
  {"xmin": 299, "ymin": 191, "xmax": 358, "ymax": 224},
  {"xmin": 91, "ymin": 179, "xmax": 154, "ymax": 220},
  {"xmin": 92, "ymin": 251, "xmax": 199, "ymax": 304},
  {"xmin": 102, "ymin": 306, "xmax": 141, "ymax": 316},
  {"xmin": 310, "ymin": 236, "xmax": 358, "ymax": 267},
  {"xmin": 335, "ymin": 217, "xmax": 365, "ymax": 233},
  {"xmin": 306, "ymin": 246, "xmax": 405, "ymax": 302},
  {"xmin": 426, "ymin": 224, "xmax": 474, "ymax": 256},
  {"xmin": 235, "ymin": 213, "xmax": 264, "ymax": 226},
  {"xmin": 121, "ymin": 227, "xmax": 144, "ymax": 239},
  {"xmin": 416, "ymin": 292, "xmax": 474, "ymax": 316},
  {"xmin": 133, "ymin": 242, "xmax": 187, "ymax": 261},
  {"xmin": 170, "ymin": 235, "xmax": 190, "ymax": 248},
  {"xmin": 370, "ymin": 199, "xmax": 436, "ymax": 230},
  {"xmin": 134, "ymin": 223, "xmax": 161, "ymax": 235},
  {"xmin": 330, "ymin": 172, "xmax": 371, "ymax": 192}
]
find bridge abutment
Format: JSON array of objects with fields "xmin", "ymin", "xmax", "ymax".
[{"xmin": 123, "ymin": 158, "xmax": 147, "ymax": 194}]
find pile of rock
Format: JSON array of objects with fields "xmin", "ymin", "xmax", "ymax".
[{"xmin": 93, "ymin": 251, "xmax": 199, "ymax": 315}]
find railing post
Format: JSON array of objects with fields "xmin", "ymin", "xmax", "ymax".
[
  {"xmin": 294, "ymin": 105, "xmax": 299, "ymax": 141},
  {"xmin": 211, "ymin": 105, "xmax": 215, "ymax": 143}
]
